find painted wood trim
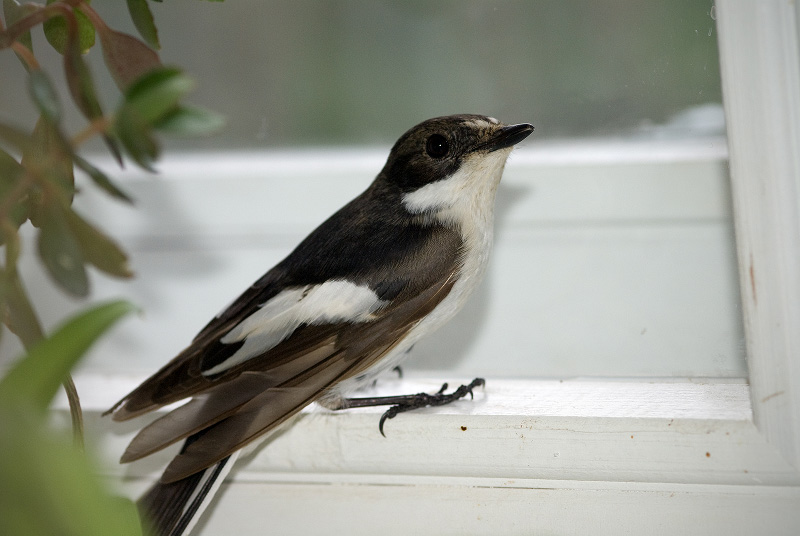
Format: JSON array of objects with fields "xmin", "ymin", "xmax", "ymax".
[
  {"xmin": 169, "ymin": 479, "xmax": 800, "ymax": 536},
  {"xmin": 716, "ymin": 0, "xmax": 800, "ymax": 468},
  {"xmin": 69, "ymin": 374, "xmax": 798, "ymax": 488}
]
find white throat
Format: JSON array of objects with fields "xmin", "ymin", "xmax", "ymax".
[
  {"xmin": 329, "ymin": 148, "xmax": 514, "ymax": 398},
  {"xmin": 401, "ymin": 147, "xmax": 512, "ymax": 286},
  {"xmin": 400, "ymin": 148, "xmax": 511, "ymax": 342}
]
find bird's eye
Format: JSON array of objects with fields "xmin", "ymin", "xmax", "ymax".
[{"xmin": 425, "ymin": 134, "xmax": 450, "ymax": 158}]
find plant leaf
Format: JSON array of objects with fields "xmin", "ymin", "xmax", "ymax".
[
  {"xmin": 64, "ymin": 207, "xmax": 133, "ymax": 279},
  {"xmin": 154, "ymin": 104, "xmax": 225, "ymax": 136},
  {"xmin": 78, "ymin": 5, "xmax": 161, "ymax": 91},
  {"xmin": 114, "ymin": 107, "xmax": 159, "ymax": 171},
  {"xmin": 0, "ymin": 149, "xmax": 29, "ymax": 232},
  {"xmin": 0, "ymin": 121, "xmax": 32, "ymax": 152},
  {"xmin": 3, "ymin": 0, "xmax": 35, "ymax": 53},
  {"xmin": 1, "ymin": 275, "xmax": 44, "ymax": 349},
  {"xmin": 27, "ymin": 69, "xmax": 61, "ymax": 122},
  {"xmin": 59, "ymin": 19, "xmax": 124, "ymax": 164},
  {"xmin": 21, "ymin": 116, "xmax": 75, "ymax": 227},
  {"xmin": 126, "ymin": 0, "xmax": 160, "ymax": 49},
  {"xmin": 37, "ymin": 203, "xmax": 89, "ymax": 297},
  {"xmin": 101, "ymin": 28, "xmax": 161, "ymax": 91},
  {"xmin": 0, "ymin": 409, "xmax": 143, "ymax": 536},
  {"xmin": 43, "ymin": 0, "xmax": 96, "ymax": 55},
  {"xmin": 63, "ymin": 27, "xmax": 104, "ymax": 122},
  {"xmin": 0, "ymin": 300, "xmax": 135, "ymax": 411},
  {"xmin": 123, "ymin": 67, "xmax": 195, "ymax": 125},
  {"xmin": 0, "ymin": 300, "xmax": 141, "ymax": 536},
  {"xmin": 73, "ymin": 154, "xmax": 133, "ymax": 203}
]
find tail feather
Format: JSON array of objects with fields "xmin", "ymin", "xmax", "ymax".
[{"xmin": 139, "ymin": 447, "xmax": 239, "ymax": 536}]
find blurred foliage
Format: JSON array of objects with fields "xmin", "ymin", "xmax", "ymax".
[
  {"xmin": 0, "ymin": 301, "xmax": 140, "ymax": 536},
  {"xmin": 0, "ymin": 1, "xmax": 223, "ymax": 534}
]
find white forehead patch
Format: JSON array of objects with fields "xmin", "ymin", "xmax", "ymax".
[
  {"xmin": 464, "ymin": 117, "xmax": 496, "ymax": 130},
  {"xmin": 203, "ymin": 280, "xmax": 386, "ymax": 375},
  {"xmin": 487, "ymin": 116, "xmax": 499, "ymax": 124}
]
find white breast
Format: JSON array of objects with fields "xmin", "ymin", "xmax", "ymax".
[{"xmin": 332, "ymin": 147, "xmax": 513, "ymax": 394}]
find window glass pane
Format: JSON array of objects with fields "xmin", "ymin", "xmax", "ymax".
[{"xmin": 1, "ymin": 1, "xmax": 723, "ymax": 147}]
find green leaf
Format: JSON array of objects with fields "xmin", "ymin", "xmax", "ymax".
[
  {"xmin": 0, "ymin": 121, "xmax": 32, "ymax": 152},
  {"xmin": 0, "ymin": 410, "xmax": 144, "ymax": 536},
  {"xmin": 0, "ymin": 149, "xmax": 29, "ymax": 232},
  {"xmin": 0, "ymin": 301, "xmax": 140, "ymax": 536},
  {"xmin": 155, "ymin": 105, "xmax": 226, "ymax": 136},
  {"xmin": 103, "ymin": 133, "xmax": 125, "ymax": 167},
  {"xmin": 126, "ymin": 0, "xmax": 160, "ymax": 49},
  {"xmin": 21, "ymin": 116, "xmax": 75, "ymax": 226},
  {"xmin": 1, "ymin": 276, "xmax": 44, "ymax": 349},
  {"xmin": 65, "ymin": 207, "xmax": 133, "ymax": 279},
  {"xmin": 37, "ymin": 204, "xmax": 89, "ymax": 297},
  {"xmin": 3, "ymin": 0, "xmax": 35, "ymax": 53},
  {"xmin": 0, "ymin": 300, "xmax": 135, "ymax": 412},
  {"xmin": 114, "ymin": 106, "xmax": 160, "ymax": 171},
  {"xmin": 73, "ymin": 154, "xmax": 133, "ymax": 203},
  {"xmin": 63, "ymin": 29, "xmax": 104, "ymax": 122},
  {"xmin": 27, "ymin": 69, "xmax": 61, "ymax": 122},
  {"xmin": 43, "ymin": 1, "xmax": 96, "ymax": 55},
  {"xmin": 124, "ymin": 67, "xmax": 195, "ymax": 125}
]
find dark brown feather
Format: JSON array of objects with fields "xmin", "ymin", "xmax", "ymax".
[{"xmin": 154, "ymin": 273, "xmax": 456, "ymax": 483}]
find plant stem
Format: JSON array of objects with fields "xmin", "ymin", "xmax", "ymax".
[
  {"xmin": 61, "ymin": 375, "xmax": 84, "ymax": 449},
  {"xmin": 71, "ymin": 117, "xmax": 111, "ymax": 147},
  {"xmin": 3, "ymin": 274, "xmax": 85, "ymax": 449},
  {"xmin": 10, "ymin": 41, "xmax": 40, "ymax": 70}
]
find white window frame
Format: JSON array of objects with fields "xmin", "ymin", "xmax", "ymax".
[{"xmin": 70, "ymin": 1, "xmax": 800, "ymax": 533}]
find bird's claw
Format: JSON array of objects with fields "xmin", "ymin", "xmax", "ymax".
[{"xmin": 378, "ymin": 378, "xmax": 485, "ymax": 437}]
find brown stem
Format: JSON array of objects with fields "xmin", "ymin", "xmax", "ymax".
[
  {"xmin": 10, "ymin": 41, "xmax": 40, "ymax": 70},
  {"xmin": 3, "ymin": 260, "xmax": 85, "ymax": 450},
  {"xmin": 61, "ymin": 375, "xmax": 84, "ymax": 449},
  {"xmin": 0, "ymin": 8, "xmax": 48, "ymax": 48},
  {"xmin": 71, "ymin": 116, "xmax": 111, "ymax": 147},
  {"xmin": 0, "ymin": 2, "xmax": 84, "ymax": 48}
]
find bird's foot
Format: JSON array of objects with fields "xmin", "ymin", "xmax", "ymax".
[{"xmin": 342, "ymin": 378, "xmax": 485, "ymax": 437}]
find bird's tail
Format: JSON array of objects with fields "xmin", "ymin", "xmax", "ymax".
[{"xmin": 138, "ymin": 449, "xmax": 239, "ymax": 536}]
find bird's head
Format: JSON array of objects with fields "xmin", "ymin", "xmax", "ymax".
[{"xmin": 379, "ymin": 114, "xmax": 533, "ymax": 218}]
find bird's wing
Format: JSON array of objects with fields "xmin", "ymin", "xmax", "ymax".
[
  {"xmin": 108, "ymin": 214, "xmax": 464, "ymax": 482},
  {"xmin": 123, "ymin": 271, "xmax": 457, "ymax": 483}
]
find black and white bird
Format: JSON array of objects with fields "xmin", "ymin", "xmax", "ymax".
[{"xmin": 107, "ymin": 114, "xmax": 533, "ymax": 535}]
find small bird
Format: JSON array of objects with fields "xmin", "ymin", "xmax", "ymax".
[{"xmin": 107, "ymin": 114, "xmax": 533, "ymax": 535}]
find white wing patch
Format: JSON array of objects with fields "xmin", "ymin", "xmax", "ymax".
[{"xmin": 202, "ymin": 280, "xmax": 386, "ymax": 375}]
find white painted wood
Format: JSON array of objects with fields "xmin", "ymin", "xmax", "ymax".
[
  {"xmin": 107, "ymin": 473, "xmax": 800, "ymax": 536},
  {"xmin": 62, "ymin": 373, "xmax": 800, "ymax": 536},
  {"xmin": 0, "ymin": 137, "xmax": 745, "ymax": 379},
  {"xmin": 67, "ymin": 374, "xmax": 799, "ymax": 490},
  {"xmin": 187, "ymin": 480, "xmax": 800, "ymax": 536},
  {"xmin": 716, "ymin": 0, "xmax": 800, "ymax": 469}
]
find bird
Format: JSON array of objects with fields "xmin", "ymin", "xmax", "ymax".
[{"xmin": 107, "ymin": 114, "xmax": 533, "ymax": 535}]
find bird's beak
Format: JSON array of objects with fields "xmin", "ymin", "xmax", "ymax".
[{"xmin": 481, "ymin": 123, "xmax": 534, "ymax": 153}]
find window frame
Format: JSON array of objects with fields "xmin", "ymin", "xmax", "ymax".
[{"xmin": 69, "ymin": 0, "xmax": 800, "ymax": 532}]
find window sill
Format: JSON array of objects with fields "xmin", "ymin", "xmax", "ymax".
[{"xmin": 61, "ymin": 372, "xmax": 799, "ymax": 490}]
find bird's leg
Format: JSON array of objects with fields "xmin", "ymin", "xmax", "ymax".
[
  {"xmin": 369, "ymin": 366, "xmax": 404, "ymax": 389},
  {"xmin": 341, "ymin": 378, "xmax": 485, "ymax": 437}
]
